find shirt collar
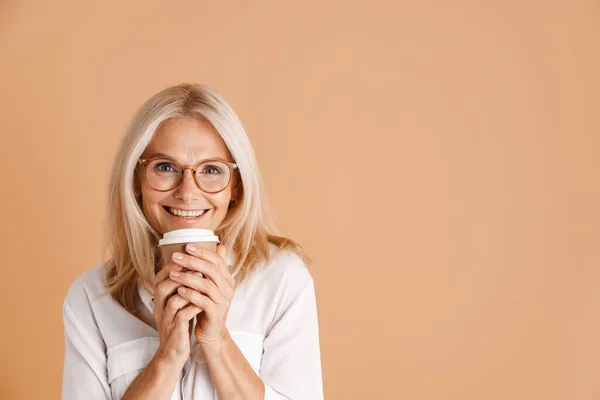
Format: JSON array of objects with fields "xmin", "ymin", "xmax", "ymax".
[{"xmin": 137, "ymin": 280, "xmax": 154, "ymax": 313}]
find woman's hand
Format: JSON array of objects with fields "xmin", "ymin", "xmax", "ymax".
[
  {"xmin": 169, "ymin": 244, "xmax": 236, "ymax": 346},
  {"xmin": 153, "ymin": 261, "xmax": 201, "ymax": 367}
]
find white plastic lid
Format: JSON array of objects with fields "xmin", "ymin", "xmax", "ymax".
[{"xmin": 158, "ymin": 229, "xmax": 220, "ymax": 246}]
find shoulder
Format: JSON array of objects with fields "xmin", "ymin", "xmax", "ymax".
[
  {"xmin": 264, "ymin": 243, "xmax": 313, "ymax": 286},
  {"xmin": 242, "ymin": 244, "xmax": 314, "ymax": 304},
  {"xmin": 63, "ymin": 263, "xmax": 108, "ymax": 310}
]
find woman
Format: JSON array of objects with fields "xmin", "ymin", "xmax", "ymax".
[{"xmin": 61, "ymin": 84, "xmax": 323, "ymax": 399}]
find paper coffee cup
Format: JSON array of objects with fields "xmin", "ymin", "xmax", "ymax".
[{"xmin": 158, "ymin": 229, "xmax": 220, "ymax": 269}]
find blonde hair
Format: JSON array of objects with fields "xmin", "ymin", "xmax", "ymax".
[{"xmin": 102, "ymin": 83, "xmax": 309, "ymax": 315}]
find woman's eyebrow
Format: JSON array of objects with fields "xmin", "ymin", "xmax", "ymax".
[
  {"xmin": 146, "ymin": 152, "xmax": 173, "ymax": 159},
  {"xmin": 145, "ymin": 153, "xmax": 229, "ymax": 163}
]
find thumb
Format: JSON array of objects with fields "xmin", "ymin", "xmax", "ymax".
[{"xmin": 216, "ymin": 244, "xmax": 227, "ymax": 260}]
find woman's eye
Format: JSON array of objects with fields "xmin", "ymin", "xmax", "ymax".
[
  {"xmin": 155, "ymin": 162, "xmax": 177, "ymax": 172},
  {"xmin": 202, "ymin": 165, "xmax": 222, "ymax": 174}
]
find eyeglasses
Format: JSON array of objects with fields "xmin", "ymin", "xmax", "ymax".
[{"xmin": 138, "ymin": 157, "xmax": 238, "ymax": 193}]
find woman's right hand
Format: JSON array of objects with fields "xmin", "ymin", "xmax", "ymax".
[{"xmin": 152, "ymin": 262, "xmax": 201, "ymax": 368}]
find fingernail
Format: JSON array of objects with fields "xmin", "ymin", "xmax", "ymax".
[
  {"xmin": 178, "ymin": 287, "xmax": 187, "ymax": 294},
  {"xmin": 170, "ymin": 270, "xmax": 180, "ymax": 277},
  {"xmin": 172, "ymin": 253, "xmax": 183, "ymax": 260},
  {"xmin": 187, "ymin": 244, "xmax": 197, "ymax": 252}
]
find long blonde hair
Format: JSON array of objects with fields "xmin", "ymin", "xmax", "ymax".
[{"xmin": 102, "ymin": 83, "xmax": 309, "ymax": 315}]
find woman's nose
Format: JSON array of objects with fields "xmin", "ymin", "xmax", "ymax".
[{"xmin": 174, "ymin": 169, "xmax": 201, "ymax": 200}]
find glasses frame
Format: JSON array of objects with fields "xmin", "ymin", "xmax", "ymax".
[{"xmin": 138, "ymin": 157, "xmax": 239, "ymax": 194}]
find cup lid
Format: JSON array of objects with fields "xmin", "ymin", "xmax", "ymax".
[{"xmin": 158, "ymin": 229, "xmax": 220, "ymax": 246}]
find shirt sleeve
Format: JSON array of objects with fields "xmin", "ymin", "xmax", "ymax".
[
  {"xmin": 259, "ymin": 277, "xmax": 324, "ymax": 400},
  {"xmin": 62, "ymin": 297, "xmax": 111, "ymax": 400}
]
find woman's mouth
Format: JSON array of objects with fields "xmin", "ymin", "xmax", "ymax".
[{"xmin": 163, "ymin": 206, "xmax": 209, "ymax": 221}]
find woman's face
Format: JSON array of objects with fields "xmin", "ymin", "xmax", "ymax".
[{"xmin": 137, "ymin": 117, "xmax": 238, "ymax": 235}]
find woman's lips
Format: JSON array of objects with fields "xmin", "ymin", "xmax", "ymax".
[{"xmin": 162, "ymin": 206, "xmax": 209, "ymax": 222}]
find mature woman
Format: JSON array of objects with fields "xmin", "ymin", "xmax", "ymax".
[{"xmin": 61, "ymin": 84, "xmax": 323, "ymax": 399}]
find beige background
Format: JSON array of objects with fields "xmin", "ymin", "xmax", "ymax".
[{"xmin": 1, "ymin": 1, "xmax": 599, "ymax": 399}]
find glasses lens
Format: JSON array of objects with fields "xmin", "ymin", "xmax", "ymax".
[
  {"xmin": 146, "ymin": 159, "xmax": 181, "ymax": 190},
  {"xmin": 195, "ymin": 161, "xmax": 231, "ymax": 193}
]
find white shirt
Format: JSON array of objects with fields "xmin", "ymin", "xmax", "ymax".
[{"xmin": 61, "ymin": 247, "xmax": 324, "ymax": 399}]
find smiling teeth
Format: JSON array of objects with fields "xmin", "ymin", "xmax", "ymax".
[{"xmin": 167, "ymin": 207, "xmax": 206, "ymax": 217}]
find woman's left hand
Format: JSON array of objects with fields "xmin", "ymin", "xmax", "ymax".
[{"xmin": 169, "ymin": 244, "xmax": 235, "ymax": 346}]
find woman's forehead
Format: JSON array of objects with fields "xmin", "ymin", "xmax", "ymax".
[{"xmin": 146, "ymin": 118, "xmax": 230, "ymax": 162}]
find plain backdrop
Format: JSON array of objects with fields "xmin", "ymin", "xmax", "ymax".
[{"xmin": 0, "ymin": 1, "xmax": 599, "ymax": 399}]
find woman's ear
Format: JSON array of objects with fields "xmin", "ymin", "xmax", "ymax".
[
  {"xmin": 229, "ymin": 180, "xmax": 241, "ymax": 208},
  {"xmin": 133, "ymin": 174, "xmax": 142, "ymax": 197}
]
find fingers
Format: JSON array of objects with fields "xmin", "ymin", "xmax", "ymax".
[
  {"xmin": 206, "ymin": 244, "xmax": 236, "ymax": 289},
  {"xmin": 172, "ymin": 252, "xmax": 226, "ymax": 289},
  {"xmin": 163, "ymin": 293, "xmax": 193, "ymax": 325},
  {"xmin": 216, "ymin": 244, "xmax": 236, "ymax": 287},
  {"xmin": 175, "ymin": 304, "xmax": 203, "ymax": 325},
  {"xmin": 172, "ymin": 246, "xmax": 234, "ymax": 290},
  {"xmin": 154, "ymin": 262, "xmax": 183, "ymax": 286},
  {"xmin": 154, "ymin": 263, "xmax": 188, "ymax": 319},
  {"xmin": 154, "ymin": 278, "xmax": 183, "ymax": 313},
  {"xmin": 216, "ymin": 244, "xmax": 227, "ymax": 260},
  {"xmin": 189, "ymin": 245, "xmax": 231, "ymax": 282},
  {"xmin": 177, "ymin": 287, "xmax": 217, "ymax": 316},
  {"xmin": 169, "ymin": 270, "xmax": 228, "ymax": 304}
]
